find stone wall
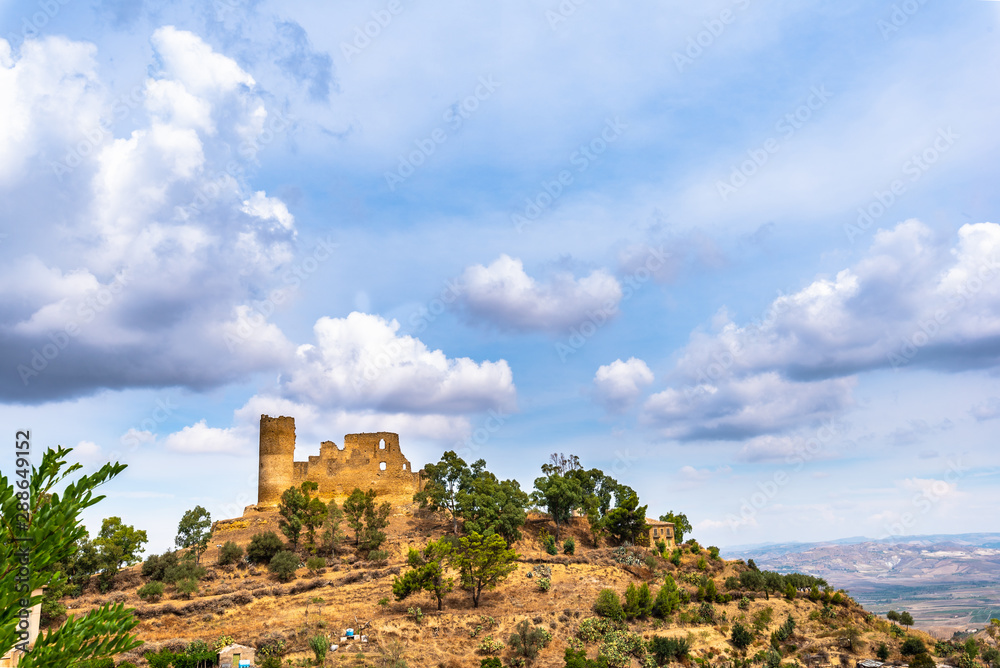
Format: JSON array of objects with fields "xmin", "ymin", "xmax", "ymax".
[{"xmin": 257, "ymin": 415, "xmax": 424, "ymax": 506}]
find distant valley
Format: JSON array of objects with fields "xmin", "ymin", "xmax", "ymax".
[{"xmin": 723, "ymin": 533, "xmax": 1000, "ymax": 638}]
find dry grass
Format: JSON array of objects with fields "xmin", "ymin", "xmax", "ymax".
[{"xmin": 63, "ymin": 508, "xmax": 905, "ymax": 668}]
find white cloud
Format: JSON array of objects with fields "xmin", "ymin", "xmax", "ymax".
[
  {"xmin": 74, "ymin": 440, "xmax": 103, "ymax": 460},
  {"xmin": 593, "ymin": 357, "xmax": 654, "ymax": 413},
  {"xmin": 456, "ymin": 254, "xmax": 622, "ymax": 334},
  {"xmin": 642, "ymin": 220, "xmax": 1000, "ymax": 441},
  {"xmin": 970, "ymin": 397, "xmax": 1000, "ymax": 421},
  {"xmin": 281, "ymin": 312, "xmax": 517, "ymax": 415},
  {"xmin": 162, "ymin": 420, "xmax": 250, "ymax": 455},
  {"xmin": 151, "ymin": 26, "xmax": 256, "ymax": 97}
]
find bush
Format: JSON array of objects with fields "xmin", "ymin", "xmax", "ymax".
[
  {"xmin": 731, "ymin": 622, "xmax": 754, "ymax": 650},
  {"xmin": 577, "ymin": 617, "xmax": 626, "ymax": 643},
  {"xmin": 478, "ymin": 635, "xmax": 504, "ymax": 655},
  {"xmin": 738, "ymin": 596, "xmax": 751, "ymax": 611},
  {"xmin": 593, "ymin": 588, "xmax": 625, "ymax": 622},
  {"xmin": 902, "ymin": 637, "xmax": 927, "ymax": 656},
  {"xmin": 144, "ymin": 649, "xmax": 176, "ymax": 668},
  {"xmin": 247, "ymin": 531, "xmax": 285, "ymax": 564},
  {"xmin": 648, "ymin": 635, "xmax": 690, "ymax": 665},
  {"xmin": 368, "ymin": 549, "xmax": 390, "ymax": 564},
  {"xmin": 538, "ymin": 577, "xmax": 551, "ymax": 592},
  {"xmin": 599, "ymin": 630, "xmax": 645, "ymax": 668},
  {"xmin": 911, "ymin": 654, "xmax": 936, "ymax": 668},
  {"xmin": 176, "ymin": 577, "xmax": 199, "ymax": 598},
  {"xmin": 308, "ymin": 634, "xmax": 328, "ymax": 664},
  {"xmin": 543, "ymin": 533, "xmax": 558, "ymax": 555},
  {"xmin": 688, "ymin": 540, "xmax": 701, "ymax": 554},
  {"xmin": 163, "ymin": 556, "xmax": 206, "ymax": 584},
  {"xmin": 508, "ymin": 619, "xmax": 552, "ymax": 663},
  {"xmin": 480, "ymin": 659, "xmax": 502, "ymax": 668},
  {"xmin": 876, "ymin": 642, "xmax": 890, "ymax": 661},
  {"xmin": 259, "ymin": 658, "xmax": 281, "ymax": 668},
  {"xmin": 306, "ymin": 556, "xmax": 326, "ymax": 573},
  {"xmin": 623, "ymin": 582, "xmax": 653, "ymax": 620},
  {"xmin": 698, "ymin": 601, "xmax": 715, "ymax": 624},
  {"xmin": 563, "ymin": 537, "xmax": 576, "ymax": 555},
  {"xmin": 74, "ymin": 659, "xmax": 114, "ymax": 668},
  {"xmin": 708, "ymin": 546, "xmax": 721, "ymax": 560},
  {"xmin": 137, "ymin": 581, "xmax": 164, "ymax": 602},
  {"xmin": 217, "ymin": 541, "xmax": 244, "ymax": 566},
  {"xmin": 269, "ymin": 550, "xmax": 299, "ymax": 582},
  {"xmin": 142, "ymin": 551, "xmax": 179, "ymax": 581}
]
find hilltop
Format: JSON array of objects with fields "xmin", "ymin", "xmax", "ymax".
[{"xmin": 57, "ymin": 504, "xmax": 957, "ymax": 668}]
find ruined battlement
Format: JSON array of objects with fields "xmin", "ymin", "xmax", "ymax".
[{"xmin": 257, "ymin": 415, "xmax": 424, "ymax": 507}]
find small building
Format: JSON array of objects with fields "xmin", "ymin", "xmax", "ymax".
[
  {"xmin": 218, "ymin": 643, "xmax": 256, "ymax": 668},
  {"xmin": 645, "ymin": 518, "xmax": 675, "ymax": 549}
]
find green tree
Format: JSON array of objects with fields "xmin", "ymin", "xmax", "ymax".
[
  {"xmin": 450, "ymin": 532, "xmax": 519, "ymax": 608},
  {"xmin": 247, "ymin": 531, "xmax": 284, "ymax": 564},
  {"xmin": 321, "ymin": 501, "xmax": 346, "ymax": 554},
  {"xmin": 175, "ymin": 505, "xmax": 211, "ymax": 565},
  {"xmin": 278, "ymin": 481, "xmax": 325, "ymax": 548},
  {"xmin": 531, "ymin": 469, "xmax": 583, "ymax": 541},
  {"xmin": 457, "ymin": 461, "xmax": 530, "ymax": 546},
  {"xmin": 392, "ymin": 538, "xmax": 453, "ymax": 610},
  {"xmin": 414, "ymin": 450, "xmax": 472, "ymax": 534},
  {"xmin": 604, "ymin": 491, "xmax": 649, "ymax": 545},
  {"xmin": 901, "ymin": 638, "xmax": 927, "ymax": 656},
  {"xmin": 94, "ymin": 516, "xmax": 148, "ymax": 590},
  {"xmin": 652, "ymin": 575, "xmax": 682, "ymax": 618},
  {"xmin": 624, "ymin": 582, "xmax": 653, "ymax": 620},
  {"xmin": 1, "ymin": 445, "xmax": 142, "ymax": 666},
  {"xmin": 899, "ymin": 611, "xmax": 914, "ymax": 630},
  {"xmin": 658, "ymin": 511, "xmax": 692, "ymax": 544},
  {"xmin": 343, "ymin": 488, "xmax": 372, "ymax": 546},
  {"xmin": 886, "ymin": 610, "xmax": 901, "ymax": 622},
  {"xmin": 761, "ymin": 571, "xmax": 785, "ymax": 601},
  {"xmin": 876, "ymin": 643, "xmax": 890, "ymax": 661},
  {"xmin": 360, "ymin": 498, "xmax": 392, "ymax": 553}
]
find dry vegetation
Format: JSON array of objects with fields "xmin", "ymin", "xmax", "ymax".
[{"xmin": 63, "ymin": 507, "xmax": 941, "ymax": 668}]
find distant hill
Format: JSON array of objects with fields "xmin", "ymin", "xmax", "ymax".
[{"xmin": 723, "ymin": 533, "xmax": 1000, "ymax": 636}]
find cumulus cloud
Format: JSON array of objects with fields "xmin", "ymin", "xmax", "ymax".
[
  {"xmin": 280, "ymin": 312, "xmax": 517, "ymax": 415},
  {"xmin": 0, "ymin": 30, "xmax": 301, "ymax": 402},
  {"xmin": 593, "ymin": 357, "xmax": 654, "ymax": 413},
  {"xmin": 162, "ymin": 420, "xmax": 250, "ymax": 455},
  {"xmin": 455, "ymin": 255, "xmax": 622, "ymax": 334},
  {"xmin": 642, "ymin": 220, "xmax": 1000, "ymax": 440}
]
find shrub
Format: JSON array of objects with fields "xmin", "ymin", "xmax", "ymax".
[
  {"xmin": 902, "ymin": 637, "xmax": 927, "ymax": 656},
  {"xmin": 75, "ymin": 659, "xmax": 114, "ymax": 668},
  {"xmin": 593, "ymin": 588, "xmax": 625, "ymax": 622},
  {"xmin": 708, "ymin": 546, "xmax": 721, "ymax": 560},
  {"xmin": 163, "ymin": 557, "xmax": 206, "ymax": 584},
  {"xmin": 911, "ymin": 654, "xmax": 936, "ymax": 668},
  {"xmin": 648, "ymin": 635, "xmax": 690, "ymax": 665},
  {"xmin": 564, "ymin": 537, "xmax": 576, "ymax": 555},
  {"xmin": 141, "ymin": 551, "xmax": 179, "ymax": 581},
  {"xmin": 258, "ymin": 658, "xmax": 281, "ymax": 668},
  {"xmin": 876, "ymin": 642, "xmax": 890, "ymax": 661},
  {"xmin": 480, "ymin": 659, "xmax": 503, "ymax": 668},
  {"xmin": 407, "ymin": 606, "xmax": 423, "ymax": 625},
  {"xmin": 247, "ymin": 531, "xmax": 285, "ymax": 564},
  {"xmin": 478, "ymin": 635, "xmax": 504, "ymax": 655},
  {"xmin": 217, "ymin": 541, "xmax": 244, "ymax": 566},
  {"xmin": 368, "ymin": 549, "xmax": 390, "ymax": 564},
  {"xmin": 176, "ymin": 577, "xmax": 199, "ymax": 598},
  {"xmin": 577, "ymin": 617, "xmax": 626, "ymax": 643},
  {"xmin": 599, "ymin": 630, "xmax": 645, "ymax": 668},
  {"xmin": 269, "ymin": 550, "xmax": 299, "ymax": 582},
  {"xmin": 508, "ymin": 619, "xmax": 552, "ymax": 663},
  {"xmin": 144, "ymin": 649, "xmax": 176, "ymax": 668},
  {"xmin": 137, "ymin": 581, "xmax": 164, "ymax": 602},
  {"xmin": 688, "ymin": 540, "xmax": 701, "ymax": 554},
  {"xmin": 731, "ymin": 622, "xmax": 754, "ymax": 650},
  {"xmin": 306, "ymin": 556, "xmax": 326, "ymax": 573},
  {"xmin": 543, "ymin": 533, "xmax": 558, "ymax": 555},
  {"xmin": 308, "ymin": 633, "xmax": 328, "ymax": 665},
  {"xmin": 698, "ymin": 602, "xmax": 715, "ymax": 624},
  {"xmin": 738, "ymin": 596, "xmax": 751, "ymax": 611},
  {"xmin": 538, "ymin": 577, "xmax": 551, "ymax": 592},
  {"xmin": 624, "ymin": 582, "xmax": 653, "ymax": 620},
  {"xmin": 669, "ymin": 549, "xmax": 681, "ymax": 567}
]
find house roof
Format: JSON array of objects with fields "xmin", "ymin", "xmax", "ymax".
[
  {"xmin": 218, "ymin": 644, "xmax": 255, "ymax": 653},
  {"xmin": 646, "ymin": 519, "xmax": 674, "ymax": 527}
]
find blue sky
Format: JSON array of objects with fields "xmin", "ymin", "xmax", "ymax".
[{"xmin": 2, "ymin": 0, "xmax": 1000, "ymax": 554}]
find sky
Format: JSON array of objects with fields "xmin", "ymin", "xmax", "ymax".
[{"xmin": 2, "ymin": 0, "xmax": 1000, "ymax": 555}]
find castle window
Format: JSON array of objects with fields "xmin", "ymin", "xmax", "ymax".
[
  {"xmin": 379, "ymin": 461, "xmax": 387, "ymax": 471},
  {"xmin": 379, "ymin": 438, "xmax": 386, "ymax": 450}
]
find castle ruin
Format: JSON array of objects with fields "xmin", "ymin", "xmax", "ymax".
[{"xmin": 257, "ymin": 415, "xmax": 425, "ymax": 507}]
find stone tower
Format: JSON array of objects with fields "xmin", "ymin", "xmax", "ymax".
[{"xmin": 257, "ymin": 415, "xmax": 296, "ymax": 507}]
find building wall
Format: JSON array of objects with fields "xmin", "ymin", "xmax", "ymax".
[
  {"xmin": 257, "ymin": 416, "xmax": 424, "ymax": 506},
  {"xmin": 218, "ymin": 645, "xmax": 256, "ymax": 668}
]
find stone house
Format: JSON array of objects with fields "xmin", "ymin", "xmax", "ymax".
[
  {"xmin": 645, "ymin": 518, "xmax": 675, "ymax": 549},
  {"xmin": 218, "ymin": 643, "xmax": 256, "ymax": 668}
]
